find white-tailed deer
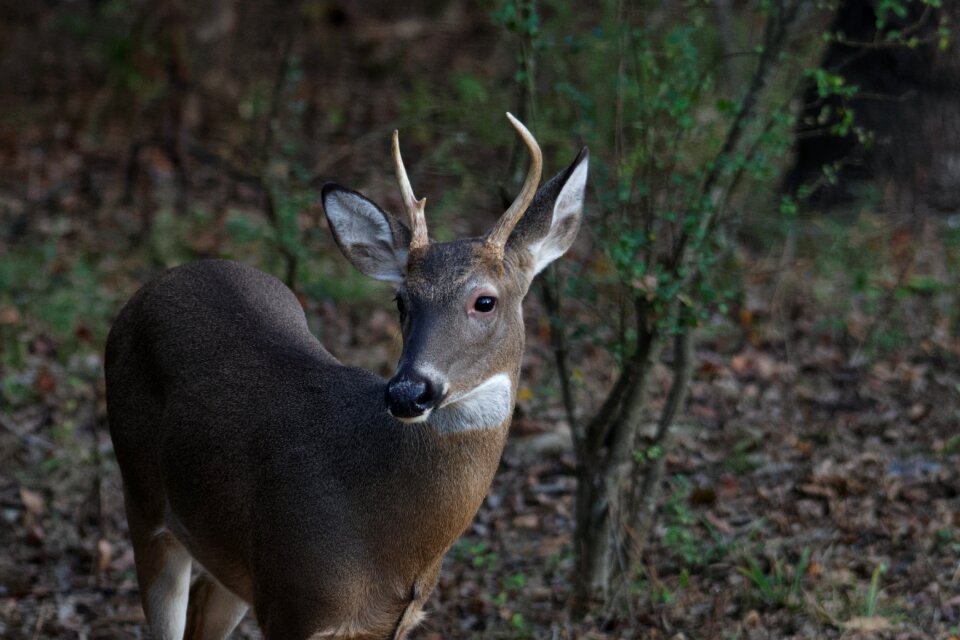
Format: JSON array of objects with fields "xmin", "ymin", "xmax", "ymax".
[{"xmin": 105, "ymin": 113, "xmax": 588, "ymax": 639}]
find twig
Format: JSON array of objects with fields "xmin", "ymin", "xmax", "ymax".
[
  {"xmin": 628, "ymin": 321, "xmax": 695, "ymax": 560},
  {"xmin": 31, "ymin": 604, "xmax": 48, "ymax": 640},
  {"xmin": 540, "ymin": 271, "xmax": 579, "ymax": 444},
  {"xmin": 831, "ymin": 5, "xmax": 936, "ymax": 50},
  {"xmin": 715, "ymin": 0, "xmax": 743, "ymax": 91},
  {"xmin": 187, "ymin": 142, "xmax": 264, "ymax": 190},
  {"xmin": 259, "ymin": 27, "xmax": 300, "ymax": 287},
  {"xmin": 670, "ymin": 0, "xmax": 807, "ymax": 274},
  {"xmin": 652, "ymin": 325, "xmax": 695, "ymax": 443},
  {"xmin": 602, "ymin": 296, "xmax": 665, "ymax": 458},
  {"xmin": 0, "ymin": 413, "xmax": 54, "ymax": 452}
]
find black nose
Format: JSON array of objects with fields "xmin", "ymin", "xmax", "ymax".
[{"xmin": 386, "ymin": 371, "xmax": 441, "ymax": 419}]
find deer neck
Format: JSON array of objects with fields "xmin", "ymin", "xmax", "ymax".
[
  {"xmin": 371, "ymin": 369, "xmax": 517, "ymax": 561},
  {"xmin": 380, "ymin": 421, "xmax": 509, "ymax": 568}
]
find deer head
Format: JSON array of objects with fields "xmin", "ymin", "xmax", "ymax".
[{"xmin": 322, "ymin": 114, "xmax": 588, "ymax": 432}]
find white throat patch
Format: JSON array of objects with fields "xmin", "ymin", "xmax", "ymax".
[{"xmin": 428, "ymin": 373, "xmax": 512, "ymax": 433}]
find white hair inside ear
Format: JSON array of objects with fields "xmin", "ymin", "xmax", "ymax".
[
  {"xmin": 529, "ymin": 156, "xmax": 588, "ymax": 275},
  {"xmin": 322, "ymin": 188, "xmax": 409, "ymax": 283}
]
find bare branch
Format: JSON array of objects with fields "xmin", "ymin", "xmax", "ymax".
[{"xmin": 540, "ymin": 271, "xmax": 580, "ymax": 449}]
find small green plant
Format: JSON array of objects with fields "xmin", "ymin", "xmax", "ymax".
[
  {"xmin": 452, "ymin": 539, "xmax": 499, "ymax": 570},
  {"xmin": 632, "ymin": 567, "xmax": 676, "ymax": 606},
  {"xmin": 662, "ymin": 476, "xmax": 702, "ymax": 568},
  {"xmin": 0, "ymin": 375, "xmax": 35, "ymax": 408},
  {"xmin": 504, "ymin": 573, "xmax": 527, "ymax": 590},
  {"xmin": 933, "ymin": 528, "xmax": 960, "ymax": 556},
  {"xmin": 724, "ymin": 437, "xmax": 762, "ymax": 475},
  {"xmin": 487, "ymin": 570, "xmax": 532, "ymax": 637},
  {"xmin": 652, "ymin": 585, "xmax": 675, "ymax": 605},
  {"xmin": 937, "ymin": 435, "xmax": 960, "ymax": 456},
  {"xmin": 864, "ymin": 562, "xmax": 887, "ymax": 617},
  {"xmin": 737, "ymin": 546, "xmax": 811, "ymax": 610},
  {"xmin": 509, "ymin": 612, "xmax": 532, "ymax": 638},
  {"xmin": 0, "ymin": 242, "xmax": 119, "ymax": 364},
  {"xmin": 659, "ymin": 475, "xmax": 735, "ymax": 572}
]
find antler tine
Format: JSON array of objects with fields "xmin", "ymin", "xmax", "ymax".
[
  {"xmin": 485, "ymin": 112, "xmax": 543, "ymax": 255},
  {"xmin": 392, "ymin": 130, "xmax": 429, "ymax": 251}
]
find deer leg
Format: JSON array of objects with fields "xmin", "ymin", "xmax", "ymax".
[
  {"xmin": 184, "ymin": 572, "xmax": 249, "ymax": 640},
  {"xmin": 124, "ymin": 496, "xmax": 191, "ymax": 640}
]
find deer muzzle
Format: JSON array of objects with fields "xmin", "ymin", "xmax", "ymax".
[{"xmin": 385, "ymin": 368, "xmax": 445, "ymax": 422}]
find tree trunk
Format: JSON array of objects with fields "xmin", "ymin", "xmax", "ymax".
[
  {"xmin": 572, "ymin": 307, "xmax": 666, "ymax": 610},
  {"xmin": 627, "ymin": 325, "xmax": 695, "ymax": 564},
  {"xmin": 564, "ymin": 0, "xmax": 811, "ymax": 617},
  {"xmin": 788, "ymin": 0, "xmax": 960, "ymax": 213}
]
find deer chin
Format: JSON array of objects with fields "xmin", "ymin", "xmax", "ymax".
[
  {"xmin": 428, "ymin": 373, "xmax": 512, "ymax": 433},
  {"xmin": 393, "ymin": 410, "xmax": 432, "ymax": 425}
]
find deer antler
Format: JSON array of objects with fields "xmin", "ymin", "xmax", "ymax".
[
  {"xmin": 484, "ymin": 113, "xmax": 543, "ymax": 258},
  {"xmin": 392, "ymin": 130, "xmax": 429, "ymax": 251}
]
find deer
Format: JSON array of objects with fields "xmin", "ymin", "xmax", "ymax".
[{"xmin": 104, "ymin": 113, "xmax": 588, "ymax": 640}]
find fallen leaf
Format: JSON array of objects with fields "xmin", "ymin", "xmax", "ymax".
[
  {"xmin": 907, "ymin": 403, "xmax": 929, "ymax": 422},
  {"xmin": 799, "ymin": 483, "xmax": 836, "ymax": 500},
  {"xmin": 844, "ymin": 616, "xmax": 891, "ymax": 632},
  {"xmin": 704, "ymin": 510, "xmax": 733, "ymax": 535},
  {"xmin": 0, "ymin": 307, "xmax": 20, "ymax": 324},
  {"xmin": 689, "ymin": 486, "xmax": 716, "ymax": 506},
  {"xmin": 512, "ymin": 514, "xmax": 539, "ymax": 529},
  {"xmin": 19, "ymin": 487, "xmax": 45, "ymax": 517},
  {"xmin": 794, "ymin": 439, "xmax": 813, "ymax": 457},
  {"xmin": 74, "ymin": 324, "xmax": 93, "ymax": 342},
  {"xmin": 34, "ymin": 369, "xmax": 57, "ymax": 394},
  {"xmin": 25, "ymin": 525, "xmax": 45, "ymax": 547},
  {"xmin": 97, "ymin": 538, "xmax": 113, "ymax": 574},
  {"xmin": 731, "ymin": 353, "xmax": 751, "ymax": 376}
]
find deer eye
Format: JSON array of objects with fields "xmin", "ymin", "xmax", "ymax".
[
  {"xmin": 394, "ymin": 295, "xmax": 406, "ymax": 317},
  {"xmin": 473, "ymin": 296, "xmax": 497, "ymax": 313}
]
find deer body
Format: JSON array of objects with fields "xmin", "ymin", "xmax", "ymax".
[{"xmin": 106, "ymin": 115, "xmax": 587, "ymax": 639}]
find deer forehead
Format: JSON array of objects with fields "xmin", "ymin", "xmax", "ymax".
[{"xmin": 403, "ymin": 238, "xmax": 524, "ymax": 299}]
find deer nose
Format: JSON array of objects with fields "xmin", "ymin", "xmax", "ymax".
[{"xmin": 385, "ymin": 371, "xmax": 442, "ymax": 420}]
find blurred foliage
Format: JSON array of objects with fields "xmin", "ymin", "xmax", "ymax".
[
  {"xmin": 493, "ymin": 0, "xmax": 805, "ymax": 360},
  {"xmin": 0, "ymin": 244, "xmax": 118, "ymax": 363},
  {"xmin": 487, "ymin": 0, "xmax": 956, "ymax": 610},
  {"xmin": 482, "ymin": 0, "xmax": 958, "ymax": 378},
  {"xmin": 0, "ymin": 0, "xmax": 952, "ymax": 438}
]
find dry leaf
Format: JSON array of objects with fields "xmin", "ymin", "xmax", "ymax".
[
  {"xmin": 97, "ymin": 538, "xmax": 113, "ymax": 574},
  {"xmin": 512, "ymin": 514, "xmax": 539, "ymax": 529},
  {"xmin": 19, "ymin": 487, "xmax": 45, "ymax": 517},
  {"xmin": 34, "ymin": 369, "xmax": 57, "ymax": 394},
  {"xmin": 0, "ymin": 307, "xmax": 20, "ymax": 325},
  {"xmin": 704, "ymin": 510, "xmax": 733, "ymax": 535},
  {"xmin": 844, "ymin": 616, "xmax": 891, "ymax": 632}
]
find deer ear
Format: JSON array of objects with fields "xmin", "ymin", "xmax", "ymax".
[
  {"xmin": 322, "ymin": 184, "xmax": 411, "ymax": 283},
  {"xmin": 506, "ymin": 148, "xmax": 588, "ymax": 275}
]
